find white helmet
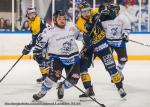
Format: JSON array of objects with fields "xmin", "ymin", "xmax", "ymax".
[{"xmin": 26, "ymin": 7, "xmax": 37, "ymax": 17}]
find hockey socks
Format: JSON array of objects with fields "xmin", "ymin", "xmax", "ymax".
[
  {"xmin": 63, "ymin": 80, "xmax": 73, "ymax": 89},
  {"xmin": 41, "ymin": 78, "xmax": 53, "ymax": 94},
  {"xmin": 81, "ymin": 73, "xmax": 92, "ymax": 89},
  {"xmin": 36, "ymin": 68, "xmax": 48, "ymax": 83},
  {"xmin": 79, "ymin": 73, "xmax": 95, "ymax": 98},
  {"xmin": 117, "ymin": 63, "xmax": 125, "ymax": 72}
]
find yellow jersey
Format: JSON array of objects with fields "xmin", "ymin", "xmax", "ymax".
[
  {"xmin": 28, "ymin": 16, "xmax": 41, "ymax": 35},
  {"xmin": 76, "ymin": 8, "xmax": 106, "ymax": 44},
  {"xmin": 76, "ymin": 8, "xmax": 99, "ymax": 33},
  {"xmin": 28, "ymin": 16, "xmax": 47, "ymax": 47}
]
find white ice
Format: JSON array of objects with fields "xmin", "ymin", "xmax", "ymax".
[{"xmin": 0, "ymin": 60, "xmax": 150, "ymax": 107}]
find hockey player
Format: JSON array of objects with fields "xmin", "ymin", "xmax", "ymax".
[
  {"xmin": 102, "ymin": 4, "xmax": 131, "ymax": 77},
  {"xmin": 32, "ymin": 10, "xmax": 81, "ymax": 100},
  {"xmin": 76, "ymin": 2, "xmax": 99, "ymax": 98},
  {"xmin": 79, "ymin": 3, "xmax": 127, "ymax": 98},
  {"xmin": 22, "ymin": 7, "xmax": 49, "ymax": 83}
]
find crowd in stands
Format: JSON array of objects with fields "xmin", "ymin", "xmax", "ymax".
[
  {"xmin": 0, "ymin": 0, "xmax": 149, "ymax": 32},
  {"xmin": 119, "ymin": 0, "xmax": 149, "ymax": 32},
  {"xmin": 0, "ymin": 17, "xmax": 30, "ymax": 32},
  {"xmin": 66, "ymin": 0, "xmax": 149, "ymax": 32},
  {"xmin": 21, "ymin": 20, "xmax": 30, "ymax": 31},
  {"xmin": 0, "ymin": 18, "xmax": 12, "ymax": 31}
]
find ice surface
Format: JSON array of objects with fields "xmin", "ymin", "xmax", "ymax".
[{"xmin": 0, "ymin": 60, "xmax": 150, "ymax": 107}]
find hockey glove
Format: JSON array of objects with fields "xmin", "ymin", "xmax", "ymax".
[
  {"xmin": 22, "ymin": 45, "xmax": 32, "ymax": 55},
  {"xmin": 80, "ymin": 47, "xmax": 88, "ymax": 60},
  {"xmin": 33, "ymin": 50, "xmax": 43, "ymax": 61},
  {"xmin": 122, "ymin": 33, "xmax": 129, "ymax": 42}
]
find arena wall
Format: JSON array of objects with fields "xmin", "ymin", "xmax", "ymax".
[{"xmin": 0, "ymin": 32, "xmax": 150, "ymax": 60}]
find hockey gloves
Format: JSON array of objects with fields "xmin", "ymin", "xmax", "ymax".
[
  {"xmin": 122, "ymin": 33, "xmax": 129, "ymax": 42},
  {"xmin": 33, "ymin": 50, "xmax": 43, "ymax": 61},
  {"xmin": 22, "ymin": 45, "xmax": 32, "ymax": 55}
]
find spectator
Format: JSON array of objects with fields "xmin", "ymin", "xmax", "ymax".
[
  {"xmin": 119, "ymin": 0, "xmax": 138, "ymax": 24},
  {"xmin": 21, "ymin": 20, "xmax": 30, "ymax": 31},
  {"xmin": 4, "ymin": 19, "xmax": 12, "ymax": 31},
  {"xmin": 134, "ymin": 0, "xmax": 148, "ymax": 32},
  {"xmin": 0, "ymin": 17, "xmax": 5, "ymax": 31},
  {"xmin": 67, "ymin": 1, "xmax": 80, "ymax": 21},
  {"xmin": 123, "ymin": 0, "xmax": 137, "ymax": 6},
  {"xmin": 141, "ymin": 0, "xmax": 148, "ymax": 5}
]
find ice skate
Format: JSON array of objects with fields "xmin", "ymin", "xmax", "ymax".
[
  {"xmin": 57, "ymin": 82, "xmax": 64, "ymax": 99},
  {"xmin": 79, "ymin": 86, "xmax": 95, "ymax": 98},
  {"xmin": 118, "ymin": 88, "xmax": 127, "ymax": 98},
  {"xmin": 33, "ymin": 91, "xmax": 46, "ymax": 101}
]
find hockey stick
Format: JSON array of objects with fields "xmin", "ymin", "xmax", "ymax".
[
  {"xmin": 60, "ymin": 75, "xmax": 106, "ymax": 107},
  {"xmin": 0, "ymin": 55, "xmax": 24, "ymax": 83},
  {"xmin": 62, "ymin": 64, "xmax": 75, "ymax": 83},
  {"xmin": 129, "ymin": 39, "xmax": 150, "ymax": 47},
  {"xmin": 89, "ymin": 13, "xmax": 101, "ymax": 36}
]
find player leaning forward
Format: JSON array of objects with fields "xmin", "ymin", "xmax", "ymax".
[{"xmin": 32, "ymin": 10, "xmax": 82, "ymax": 100}]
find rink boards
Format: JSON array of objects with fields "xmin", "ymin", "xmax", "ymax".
[{"xmin": 0, "ymin": 32, "xmax": 150, "ymax": 60}]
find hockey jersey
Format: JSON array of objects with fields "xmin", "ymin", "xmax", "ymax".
[
  {"xmin": 35, "ymin": 22, "xmax": 82, "ymax": 56},
  {"xmin": 35, "ymin": 22, "xmax": 82, "ymax": 65},
  {"xmin": 76, "ymin": 8, "xmax": 106, "ymax": 46},
  {"xmin": 76, "ymin": 8, "xmax": 99, "ymax": 33},
  {"xmin": 102, "ymin": 14, "xmax": 131, "ymax": 47},
  {"xmin": 28, "ymin": 16, "xmax": 48, "ymax": 47}
]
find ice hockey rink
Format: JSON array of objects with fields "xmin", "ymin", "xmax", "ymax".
[{"xmin": 0, "ymin": 60, "xmax": 150, "ymax": 107}]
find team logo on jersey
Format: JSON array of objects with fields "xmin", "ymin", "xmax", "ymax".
[
  {"xmin": 60, "ymin": 39, "xmax": 74, "ymax": 54},
  {"xmin": 111, "ymin": 27, "xmax": 118, "ymax": 36}
]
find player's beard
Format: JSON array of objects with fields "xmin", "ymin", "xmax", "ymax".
[
  {"xmin": 28, "ymin": 15, "xmax": 36, "ymax": 21},
  {"xmin": 55, "ymin": 21, "xmax": 66, "ymax": 29},
  {"xmin": 29, "ymin": 17, "xmax": 36, "ymax": 21},
  {"xmin": 85, "ymin": 15, "xmax": 90, "ymax": 20}
]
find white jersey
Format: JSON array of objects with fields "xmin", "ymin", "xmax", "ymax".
[
  {"xmin": 102, "ymin": 14, "xmax": 131, "ymax": 40},
  {"xmin": 35, "ymin": 22, "xmax": 82, "ymax": 56}
]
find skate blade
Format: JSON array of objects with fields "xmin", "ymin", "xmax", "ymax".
[
  {"xmin": 32, "ymin": 99, "xmax": 42, "ymax": 102},
  {"xmin": 79, "ymin": 96, "xmax": 96, "ymax": 102},
  {"xmin": 57, "ymin": 99, "xmax": 64, "ymax": 102},
  {"xmin": 121, "ymin": 96, "xmax": 127, "ymax": 101}
]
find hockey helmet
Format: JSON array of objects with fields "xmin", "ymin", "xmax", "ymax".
[
  {"xmin": 109, "ymin": 4, "xmax": 120, "ymax": 13},
  {"xmin": 53, "ymin": 10, "xmax": 66, "ymax": 21},
  {"xmin": 98, "ymin": 4, "xmax": 106, "ymax": 13},
  {"xmin": 26, "ymin": 7, "xmax": 37, "ymax": 18},
  {"xmin": 78, "ymin": 1, "xmax": 91, "ymax": 12},
  {"xmin": 105, "ymin": 0, "xmax": 114, "ymax": 3}
]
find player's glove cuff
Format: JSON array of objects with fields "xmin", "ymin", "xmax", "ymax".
[
  {"xmin": 122, "ymin": 33, "xmax": 129, "ymax": 42},
  {"xmin": 22, "ymin": 45, "xmax": 32, "ymax": 55}
]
